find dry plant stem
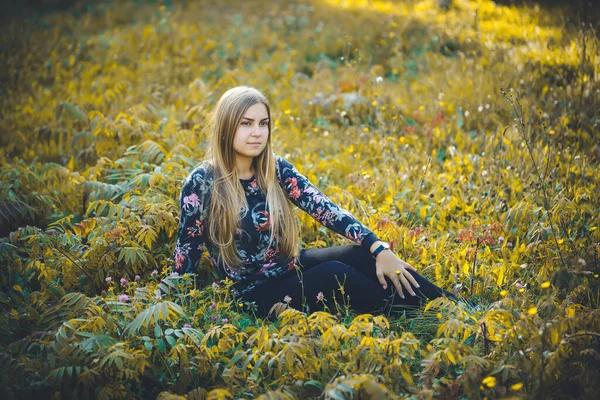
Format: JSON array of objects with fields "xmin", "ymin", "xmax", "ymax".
[
  {"xmin": 400, "ymin": 227, "xmax": 408, "ymax": 261},
  {"xmin": 565, "ymin": 331, "xmax": 600, "ymax": 341},
  {"xmin": 385, "ymin": 289, "xmax": 398, "ymax": 319},
  {"xmin": 504, "ymin": 91, "xmax": 567, "ymax": 271},
  {"xmin": 538, "ymin": 326, "xmax": 545, "ymax": 398},
  {"xmin": 480, "ymin": 322, "xmax": 490, "ymax": 355},
  {"xmin": 469, "ymin": 238, "xmax": 481, "ymax": 295},
  {"xmin": 51, "ymin": 240, "xmax": 93, "ymax": 280},
  {"xmin": 578, "ymin": 1, "xmax": 588, "ymax": 117},
  {"xmin": 407, "ymin": 157, "xmax": 432, "ymax": 229},
  {"xmin": 293, "ymin": 266, "xmax": 312, "ymax": 335}
]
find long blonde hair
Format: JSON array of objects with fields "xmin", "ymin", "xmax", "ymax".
[{"xmin": 205, "ymin": 86, "xmax": 299, "ymax": 270}]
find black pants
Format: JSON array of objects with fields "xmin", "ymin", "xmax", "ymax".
[{"xmin": 237, "ymin": 245, "xmax": 457, "ymax": 319}]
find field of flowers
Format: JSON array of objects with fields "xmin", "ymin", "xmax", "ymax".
[{"xmin": 1, "ymin": 0, "xmax": 599, "ymax": 398}]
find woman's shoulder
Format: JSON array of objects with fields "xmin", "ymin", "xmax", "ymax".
[
  {"xmin": 182, "ymin": 160, "xmax": 215, "ymax": 190},
  {"xmin": 191, "ymin": 160, "xmax": 214, "ymax": 176},
  {"xmin": 274, "ymin": 153, "xmax": 289, "ymax": 181},
  {"xmin": 274, "ymin": 153, "xmax": 295, "ymax": 173}
]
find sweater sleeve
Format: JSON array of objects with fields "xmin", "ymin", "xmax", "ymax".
[
  {"xmin": 275, "ymin": 155, "xmax": 380, "ymax": 251},
  {"xmin": 173, "ymin": 164, "xmax": 211, "ymax": 274}
]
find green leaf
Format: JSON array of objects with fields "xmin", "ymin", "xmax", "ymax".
[
  {"xmin": 228, "ymin": 351, "xmax": 246, "ymax": 367},
  {"xmin": 304, "ymin": 380, "xmax": 323, "ymax": 390},
  {"xmin": 165, "ymin": 335, "xmax": 177, "ymax": 348},
  {"xmin": 124, "ymin": 301, "xmax": 186, "ymax": 337},
  {"xmin": 156, "ymin": 338, "xmax": 167, "ymax": 353},
  {"xmin": 61, "ymin": 103, "xmax": 84, "ymax": 121},
  {"xmin": 436, "ymin": 146, "xmax": 447, "ymax": 162}
]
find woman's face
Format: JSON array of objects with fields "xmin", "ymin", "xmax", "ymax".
[{"xmin": 233, "ymin": 102, "xmax": 269, "ymax": 162}]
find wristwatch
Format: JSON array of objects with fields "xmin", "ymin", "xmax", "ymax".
[{"xmin": 371, "ymin": 242, "xmax": 390, "ymax": 259}]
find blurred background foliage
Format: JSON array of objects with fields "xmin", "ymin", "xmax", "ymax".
[{"xmin": 0, "ymin": 0, "xmax": 599, "ymax": 399}]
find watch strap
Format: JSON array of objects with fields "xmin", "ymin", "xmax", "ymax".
[{"xmin": 372, "ymin": 243, "xmax": 389, "ymax": 259}]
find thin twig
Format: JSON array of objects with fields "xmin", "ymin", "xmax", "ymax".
[
  {"xmin": 565, "ymin": 332, "xmax": 600, "ymax": 341},
  {"xmin": 470, "ymin": 238, "xmax": 481, "ymax": 296},
  {"xmin": 502, "ymin": 89, "xmax": 567, "ymax": 270},
  {"xmin": 480, "ymin": 322, "xmax": 489, "ymax": 355},
  {"xmin": 51, "ymin": 241, "xmax": 93, "ymax": 280}
]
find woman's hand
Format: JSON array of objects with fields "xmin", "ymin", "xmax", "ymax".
[{"xmin": 374, "ymin": 249, "xmax": 420, "ymax": 298}]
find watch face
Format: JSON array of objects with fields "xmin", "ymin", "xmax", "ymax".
[{"xmin": 382, "ymin": 242, "xmax": 390, "ymax": 249}]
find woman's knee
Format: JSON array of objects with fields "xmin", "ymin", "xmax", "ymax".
[
  {"xmin": 309, "ymin": 261, "xmax": 359, "ymax": 287},
  {"xmin": 320, "ymin": 260, "xmax": 355, "ymax": 277}
]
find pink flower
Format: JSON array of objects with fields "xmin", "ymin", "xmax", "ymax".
[
  {"xmin": 187, "ymin": 219, "xmax": 204, "ymax": 237},
  {"xmin": 212, "ymin": 282, "xmax": 220, "ymax": 289},
  {"xmin": 345, "ymin": 228, "xmax": 363, "ymax": 244},
  {"xmin": 118, "ymin": 294, "xmax": 129, "ymax": 302},
  {"xmin": 290, "ymin": 187, "xmax": 301, "ymax": 200},
  {"xmin": 105, "ymin": 276, "xmax": 112, "ymax": 282},
  {"xmin": 151, "ymin": 269, "xmax": 158, "ymax": 277},
  {"xmin": 497, "ymin": 236, "xmax": 505, "ymax": 244},
  {"xmin": 316, "ymin": 292, "xmax": 325, "ymax": 301},
  {"xmin": 284, "ymin": 295, "xmax": 292, "ymax": 303},
  {"xmin": 174, "ymin": 254, "xmax": 184, "ymax": 271},
  {"xmin": 210, "ymin": 302, "xmax": 217, "ymax": 309},
  {"xmin": 183, "ymin": 192, "xmax": 200, "ymax": 209},
  {"xmin": 171, "ymin": 272, "xmax": 179, "ymax": 277},
  {"xmin": 259, "ymin": 262, "xmax": 277, "ymax": 273},
  {"xmin": 221, "ymin": 318, "xmax": 228, "ymax": 323},
  {"xmin": 134, "ymin": 275, "xmax": 140, "ymax": 281},
  {"xmin": 515, "ymin": 282, "xmax": 524, "ymax": 290},
  {"xmin": 120, "ymin": 278, "xmax": 128, "ymax": 287},
  {"xmin": 286, "ymin": 177, "xmax": 301, "ymax": 200},
  {"xmin": 183, "ymin": 323, "xmax": 191, "ymax": 329}
]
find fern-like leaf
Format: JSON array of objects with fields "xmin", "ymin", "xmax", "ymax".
[{"xmin": 125, "ymin": 301, "xmax": 186, "ymax": 337}]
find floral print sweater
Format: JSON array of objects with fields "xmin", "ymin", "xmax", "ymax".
[{"xmin": 173, "ymin": 154, "xmax": 380, "ymax": 295}]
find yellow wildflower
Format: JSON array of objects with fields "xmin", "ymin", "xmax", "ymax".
[
  {"xmin": 482, "ymin": 376, "xmax": 497, "ymax": 388},
  {"xmin": 540, "ymin": 281, "xmax": 550, "ymax": 288},
  {"xmin": 500, "ymin": 290, "xmax": 507, "ymax": 296},
  {"xmin": 527, "ymin": 306, "xmax": 538, "ymax": 315},
  {"xmin": 511, "ymin": 382, "xmax": 524, "ymax": 391}
]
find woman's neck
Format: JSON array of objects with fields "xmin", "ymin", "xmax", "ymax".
[{"xmin": 236, "ymin": 156, "xmax": 254, "ymax": 179}]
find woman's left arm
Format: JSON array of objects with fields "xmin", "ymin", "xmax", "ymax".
[
  {"xmin": 276, "ymin": 155, "xmax": 419, "ymax": 295},
  {"xmin": 275, "ymin": 155, "xmax": 378, "ymax": 250}
]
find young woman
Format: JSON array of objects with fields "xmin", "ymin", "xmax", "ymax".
[{"xmin": 173, "ymin": 86, "xmax": 457, "ymax": 318}]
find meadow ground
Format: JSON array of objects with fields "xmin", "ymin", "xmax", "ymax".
[{"xmin": 0, "ymin": 0, "xmax": 599, "ymax": 399}]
